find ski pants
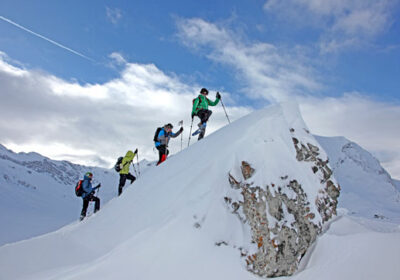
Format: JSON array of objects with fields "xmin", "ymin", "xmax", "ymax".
[
  {"xmin": 196, "ymin": 109, "xmax": 212, "ymax": 125},
  {"xmin": 81, "ymin": 193, "xmax": 100, "ymax": 217},
  {"xmin": 156, "ymin": 145, "xmax": 169, "ymax": 165},
  {"xmin": 119, "ymin": 173, "xmax": 136, "ymax": 195}
]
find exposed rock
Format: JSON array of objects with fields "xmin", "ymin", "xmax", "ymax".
[{"xmin": 224, "ymin": 135, "xmax": 340, "ymax": 278}]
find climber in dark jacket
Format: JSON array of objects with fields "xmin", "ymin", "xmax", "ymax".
[
  {"xmin": 154, "ymin": 123, "xmax": 183, "ymax": 165},
  {"xmin": 80, "ymin": 172, "xmax": 101, "ymax": 221}
]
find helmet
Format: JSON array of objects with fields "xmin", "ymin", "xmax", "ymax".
[
  {"xmin": 200, "ymin": 88, "xmax": 209, "ymax": 95},
  {"xmin": 85, "ymin": 172, "xmax": 93, "ymax": 178}
]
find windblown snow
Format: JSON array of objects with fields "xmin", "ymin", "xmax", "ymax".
[{"xmin": 0, "ymin": 103, "xmax": 399, "ymax": 280}]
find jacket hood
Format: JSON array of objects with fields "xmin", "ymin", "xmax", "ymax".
[
  {"xmin": 125, "ymin": 150, "xmax": 135, "ymax": 160},
  {"xmin": 84, "ymin": 174, "xmax": 92, "ymax": 181}
]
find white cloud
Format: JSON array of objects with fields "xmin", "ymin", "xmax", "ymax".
[
  {"xmin": 0, "ymin": 53, "xmax": 250, "ymax": 167},
  {"xmin": 299, "ymin": 93, "xmax": 400, "ymax": 179},
  {"xmin": 177, "ymin": 18, "xmax": 321, "ymax": 102},
  {"xmin": 106, "ymin": 7, "xmax": 123, "ymax": 25},
  {"xmin": 264, "ymin": 0, "xmax": 396, "ymax": 52}
]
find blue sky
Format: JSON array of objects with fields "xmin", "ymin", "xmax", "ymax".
[{"xmin": 0, "ymin": 0, "xmax": 400, "ymax": 177}]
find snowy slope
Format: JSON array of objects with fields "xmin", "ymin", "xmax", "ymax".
[
  {"xmin": 0, "ymin": 144, "xmax": 130, "ymax": 245},
  {"xmin": 394, "ymin": 179, "xmax": 400, "ymax": 192},
  {"xmin": 316, "ymin": 136, "xmax": 400, "ymax": 222},
  {"xmin": 0, "ymin": 104, "xmax": 399, "ymax": 280}
]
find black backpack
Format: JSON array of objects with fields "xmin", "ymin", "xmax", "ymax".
[
  {"xmin": 114, "ymin": 156, "xmax": 124, "ymax": 172},
  {"xmin": 75, "ymin": 180, "xmax": 84, "ymax": 197},
  {"xmin": 153, "ymin": 127, "xmax": 163, "ymax": 142}
]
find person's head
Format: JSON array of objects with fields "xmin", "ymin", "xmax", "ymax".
[
  {"xmin": 165, "ymin": 123, "xmax": 173, "ymax": 132},
  {"xmin": 200, "ymin": 88, "xmax": 209, "ymax": 96},
  {"xmin": 85, "ymin": 172, "xmax": 93, "ymax": 180},
  {"xmin": 126, "ymin": 150, "xmax": 134, "ymax": 159}
]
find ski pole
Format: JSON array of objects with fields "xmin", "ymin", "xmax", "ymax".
[
  {"xmin": 136, "ymin": 151, "xmax": 141, "ymax": 177},
  {"xmin": 188, "ymin": 117, "xmax": 194, "ymax": 147},
  {"xmin": 178, "ymin": 120, "xmax": 183, "ymax": 151},
  {"xmin": 220, "ymin": 96, "xmax": 231, "ymax": 124},
  {"xmin": 132, "ymin": 161, "xmax": 138, "ymax": 178}
]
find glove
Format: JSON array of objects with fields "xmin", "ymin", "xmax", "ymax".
[
  {"xmin": 191, "ymin": 112, "xmax": 195, "ymax": 119},
  {"xmin": 216, "ymin": 92, "xmax": 221, "ymax": 99},
  {"xmin": 134, "ymin": 148, "xmax": 138, "ymax": 154},
  {"xmin": 179, "ymin": 127, "xmax": 183, "ymax": 132}
]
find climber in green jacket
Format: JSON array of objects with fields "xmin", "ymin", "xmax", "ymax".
[
  {"xmin": 118, "ymin": 149, "xmax": 137, "ymax": 196},
  {"xmin": 191, "ymin": 88, "xmax": 221, "ymax": 140}
]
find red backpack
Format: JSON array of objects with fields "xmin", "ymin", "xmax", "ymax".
[{"xmin": 75, "ymin": 180, "xmax": 84, "ymax": 197}]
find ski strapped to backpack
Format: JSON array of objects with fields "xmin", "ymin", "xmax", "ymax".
[{"xmin": 75, "ymin": 180, "xmax": 84, "ymax": 197}]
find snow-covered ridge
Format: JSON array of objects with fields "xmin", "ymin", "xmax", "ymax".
[{"xmin": 316, "ymin": 135, "xmax": 400, "ymax": 222}]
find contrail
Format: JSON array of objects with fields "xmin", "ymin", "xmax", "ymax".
[{"xmin": 0, "ymin": 16, "xmax": 95, "ymax": 62}]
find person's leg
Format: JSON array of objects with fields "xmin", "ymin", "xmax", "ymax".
[
  {"xmin": 198, "ymin": 129, "xmax": 206, "ymax": 140},
  {"xmin": 80, "ymin": 197, "xmax": 89, "ymax": 220},
  {"xmin": 126, "ymin": 173, "xmax": 136, "ymax": 184},
  {"xmin": 197, "ymin": 110, "xmax": 212, "ymax": 140},
  {"xmin": 91, "ymin": 196, "xmax": 100, "ymax": 213},
  {"xmin": 157, "ymin": 145, "xmax": 167, "ymax": 165},
  {"xmin": 198, "ymin": 109, "xmax": 212, "ymax": 125},
  {"xmin": 119, "ymin": 174, "xmax": 127, "ymax": 196}
]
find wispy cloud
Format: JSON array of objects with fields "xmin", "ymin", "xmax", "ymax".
[
  {"xmin": 263, "ymin": 0, "xmax": 396, "ymax": 52},
  {"xmin": 106, "ymin": 7, "xmax": 122, "ymax": 25},
  {"xmin": 177, "ymin": 18, "xmax": 321, "ymax": 102},
  {"xmin": 0, "ymin": 16, "xmax": 94, "ymax": 62}
]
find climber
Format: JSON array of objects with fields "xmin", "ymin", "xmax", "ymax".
[
  {"xmin": 118, "ymin": 149, "xmax": 137, "ymax": 196},
  {"xmin": 191, "ymin": 88, "xmax": 220, "ymax": 140},
  {"xmin": 80, "ymin": 172, "xmax": 101, "ymax": 221},
  {"xmin": 154, "ymin": 123, "xmax": 183, "ymax": 165}
]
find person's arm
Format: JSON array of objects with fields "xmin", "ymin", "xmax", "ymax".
[
  {"xmin": 207, "ymin": 96, "xmax": 220, "ymax": 106},
  {"xmin": 170, "ymin": 127, "xmax": 183, "ymax": 138}
]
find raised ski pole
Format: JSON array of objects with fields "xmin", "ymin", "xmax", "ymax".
[
  {"xmin": 219, "ymin": 95, "xmax": 231, "ymax": 124},
  {"xmin": 188, "ymin": 117, "xmax": 194, "ymax": 147},
  {"xmin": 178, "ymin": 120, "xmax": 183, "ymax": 151}
]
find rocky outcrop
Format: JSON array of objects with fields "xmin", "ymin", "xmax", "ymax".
[{"xmin": 224, "ymin": 129, "xmax": 340, "ymax": 278}]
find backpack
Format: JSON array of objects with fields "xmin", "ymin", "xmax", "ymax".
[
  {"xmin": 75, "ymin": 180, "xmax": 84, "ymax": 197},
  {"xmin": 114, "ymin": 156, "xmax": 124, "ymax": 172},
  {"xmin": 153, "ymin": 127, "xmax": 163, "ymax": 142}
]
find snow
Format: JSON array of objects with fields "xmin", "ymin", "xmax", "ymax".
[
  {"xmin": 316, "ymin": 136, "xmax": 400, "ymax": 222},
  {"xmin": 1, "ymin": 103, "xmax": 400, "ymax": 280},
  {"xmin": 0, "ymin": 144, "xmax": 143, "ymax": 245}
]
